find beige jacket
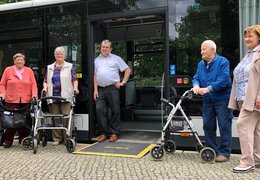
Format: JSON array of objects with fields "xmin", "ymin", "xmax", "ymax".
[
  {"xmin": 228, "ymin": 50, "xmax": 260, "ymax": 111},
  {"xmin": 46, "ymin": 61, "xmax": 74, "ymax": 103}
]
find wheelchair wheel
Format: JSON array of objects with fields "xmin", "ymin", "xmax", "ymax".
[
  {"xmin": 33, "ymin": 138, "xmax": 38, "ymax": 154},
  {"xmin": 66, "ymin": 138, "xmax": 76, "ymax": 153},
  {"xmin": 22, "ymin": 137, "xmax": 33, "ymax": 150},
  {"xmin": 164, "ymin": 140, "xmax": 176, "ymax": 153},
  {"xmin": 150, "ymin": 145, "xmax": 164, "ymax": 160},
  {"xmin": 200, "ymin": 147, "xmax": 216, "ymax": 163}
]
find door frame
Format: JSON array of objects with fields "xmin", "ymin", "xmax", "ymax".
[{"xmin": 87, "ymin": 7, "xmax": 169, "ymax": 139}]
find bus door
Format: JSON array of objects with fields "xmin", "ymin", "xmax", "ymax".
[{"xmin": 88, "ymin": 9, "xmax": 168, "ymax": 139}]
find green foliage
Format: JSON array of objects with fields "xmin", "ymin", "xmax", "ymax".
[
  {"xmin": 0, "ymin": 0, "xmax": 28, "ymax": 4},
  {"xmin": 171, "ymin": 0, "xmax": 239, "ymax": 76}
]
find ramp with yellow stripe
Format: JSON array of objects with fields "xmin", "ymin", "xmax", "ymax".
[{"xmin": 74, "ymin": 141, "xmax": 155, "ymax": 158}]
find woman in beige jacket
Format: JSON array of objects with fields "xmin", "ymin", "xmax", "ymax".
[{"xmin": 228, "ymin": 25, "xmax": 260, "ymax": 173}]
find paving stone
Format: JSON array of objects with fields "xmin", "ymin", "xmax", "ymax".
[{"xmin": 0, "ymin": 141, "xmax": 260, "ymax": 179}]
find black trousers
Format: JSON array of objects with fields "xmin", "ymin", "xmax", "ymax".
[{"xmin": 95, "ymin": 85, "xmax": 120, "ymax": 136}]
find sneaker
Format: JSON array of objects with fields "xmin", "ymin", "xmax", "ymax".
[
  {"xmin": 52, "ymin": 141, "xmax": 60, "ymax": 146},
  {"xmin": 233, "ymin": 165, "xmax": 255, "ymax": 173}
]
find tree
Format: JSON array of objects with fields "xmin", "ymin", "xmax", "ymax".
[
  {"xmin": 0, "ymin": 0, "xmax": 27, "ymax": 4},
  {"xmin": 170, "ymin": 0, "xmax": 239, "ymax": 76}
]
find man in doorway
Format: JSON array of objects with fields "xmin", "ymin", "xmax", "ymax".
[
  {"xmin": 93, "ymin": 39, "xmax": 131, "ymax": 142},
  {"xmin": 192, "ymin": 40, "xmax": 233, "ymax": 162}
]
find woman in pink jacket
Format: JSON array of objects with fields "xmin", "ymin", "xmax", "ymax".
[
  {"xmin": 0, "ymin": 53, "xmax": 38, "ymax": 148},
  {"xmin": 229, "ymin": 25, "xmax": 260, "ymax": 173}
]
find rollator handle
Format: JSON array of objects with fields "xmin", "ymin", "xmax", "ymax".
[{"xmin": 160, "ymin": 98, "xmax": 169, "ymax": 104}]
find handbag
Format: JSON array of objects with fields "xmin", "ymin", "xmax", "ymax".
[{"xmin": 0, "ymin": 111, "xmax": 27, "ymax": 128}]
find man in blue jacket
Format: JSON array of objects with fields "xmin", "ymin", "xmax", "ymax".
[{"xmin": 192, "ymin": 40, "xmax": 233, "ymax": 162}]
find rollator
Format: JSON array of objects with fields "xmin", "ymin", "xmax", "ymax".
[
  {"xmin": 22, "ymin": 91, "xmax": 77, "ymax": 154},
  {"xmin": 150, "ymin": 87, "xmax": 216, "ymax": 163}
]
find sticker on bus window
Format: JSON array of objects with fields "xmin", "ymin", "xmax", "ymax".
[{"xmin": 170, "ymin": 64, "xmax": 175, "ymax": 75}]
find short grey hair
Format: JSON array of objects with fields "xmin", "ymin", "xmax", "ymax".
[
  {"xmin": 13, "ymin": 53, "xmax": 25, "ymax": 61},
  {"xmin": 54, "ymin": 46, "xmax": 65, "ymax": 55},
  {"xmin": 101, "ymin": 39, "xmax": 112, "ymax": 48},
  {"xmin": 202, "ymin": 40, "xmax": 217, "ymax": 51}
]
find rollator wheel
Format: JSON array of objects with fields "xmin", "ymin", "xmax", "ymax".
[
  {"xmin": 22, "ymin": 137, "xmax": 33, "ymax": 150},
  {"xmin": 150, "ymin": 145, "xmax": 164, "ymax": 160},
  {"xmin": 0, "ymin": 133, "xmax": 3, "ymax": 146},
  {"xmin": 41, "ymin": 135, "xmax": 48, "ymax": 147},
  {"xmin": 200, "ymin": 147, "xmax": 216, "ymax": 163},
  {"xmin": 66, "ymin": 139, "xmax": 76, "ymax": 153},
  {"xmin": 36, "ymin": 134, "xmax": 40, "ymax": 145},
  {"xmin": 33, "ymin": 138, "xmax": 38, "ymax": 154},
  {"xmin": 164, "ymin": 140, "xmax": 176, "ymax": 153},
  {"xmin": 72, "ymin": 127, "xmax": 78, "ymax": 143}
]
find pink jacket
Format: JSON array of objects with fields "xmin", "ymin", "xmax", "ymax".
[
  {"xmin": 228, "ymin": 50, "xmax": 260, "ymax": 111},
  {"xmin": 0, "ymin": 66, "xmax": 38, "ymax": 103}
]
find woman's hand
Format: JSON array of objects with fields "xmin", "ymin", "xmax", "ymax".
[
  {"xmin": 0, "ymin": 95, "xmax": 5, "ymax": 100},
  {"xmin": 74, "ymin": 89, "xmax": 79, "ymax": 95},
  {"xmin": 255, "ymin": 99, "xmax": 260, "ymax": 109}
]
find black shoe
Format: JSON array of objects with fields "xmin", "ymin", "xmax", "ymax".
[{"xmin": 3, "ymin": 143, "xmax": 12, "ymax": 148}]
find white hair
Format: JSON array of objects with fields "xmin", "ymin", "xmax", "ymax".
[
  {"xmin": 202, "ymin": 40, "xmax": 217, "ymax": 51},
  {"xmin": 54, "ymin": 46, "xmax": 65, "ymax": 55}
]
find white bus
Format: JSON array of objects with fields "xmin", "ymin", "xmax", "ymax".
[{"xmin": 0, "ymin": 0, "xmax": 258, "ymax": 152}]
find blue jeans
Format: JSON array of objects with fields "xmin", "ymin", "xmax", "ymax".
[{"xmin": 203, "ymin": 99, "xmax": 233, "ymax": 157}]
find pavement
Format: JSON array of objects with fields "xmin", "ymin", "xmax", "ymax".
[{"xmin": 0, "ymin": 140, "xmax": 260, "ymax": 180}]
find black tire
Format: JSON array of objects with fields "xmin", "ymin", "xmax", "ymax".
[
  {"xmin": 164, "ymin": 140, "xmax": 176, "ymax": 153},
  {"xmin": 72, "ymin": 127, "xmax": 78, "ymax": 143},
  {"xmin": 200, "ymin": 147, "xmax": 216, "ymax": 163},
  {"xmin": 22, "ymin": 137, "xmax": 33, "ymax": 150},
  {"xmin": 150, "ymin": 145, "xmax": 164, "ymax": 160},
  {"xmin": 33, "ymin": 138, "xmax": 38, "ymax": 154},
  {"xmin": 0, "ymin": 133, "xmax": 3, "ymax": 146},
  {"xmin": 42, "ymin": 135, "xmax": 48, "ymax": 147},
  {"xmin": 66, "ymin": 139, "xmax": 76, "ymax": 153},
  {"xmin": 36, "ymin": 134, "xmax": 41, "ymax": 145}
]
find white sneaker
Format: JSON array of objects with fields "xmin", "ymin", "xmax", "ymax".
[
  {"xmin": 233, "ymin": 165, "xmax": 255, "ymax": 173},
  {"xmin": 52, "ymin": 142, "xmax": 59, "ymax": 146}
]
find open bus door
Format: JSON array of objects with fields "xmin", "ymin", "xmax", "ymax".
[{"xmin": 87, "ymin": 8, "xmax": 170, "ymax": 142}]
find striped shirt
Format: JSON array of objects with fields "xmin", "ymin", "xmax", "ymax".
[{"xmin": 234, "ymin": 44, "xmax": 260, "ymax": 100}]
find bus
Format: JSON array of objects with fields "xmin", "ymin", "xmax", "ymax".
[{"xmin": 0, "ymin": 0, "xmax": 258, "ymax": 151}]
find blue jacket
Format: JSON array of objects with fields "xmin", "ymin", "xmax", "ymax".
[{"xmin": 192, "ymin": 54, "xmax": 232, "ymax": 102}]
